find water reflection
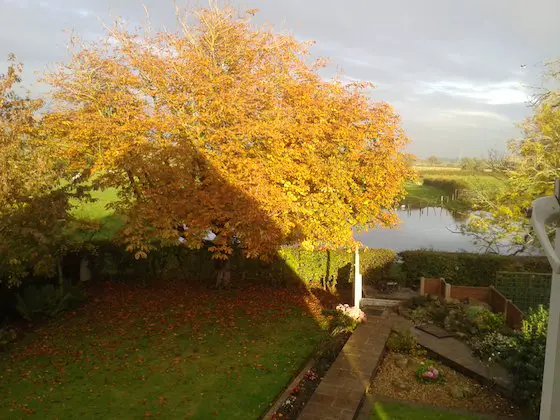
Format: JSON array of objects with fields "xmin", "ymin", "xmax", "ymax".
[{"xmin": 355, "ymin": 207, "xmax": 478, "ymax": 253}]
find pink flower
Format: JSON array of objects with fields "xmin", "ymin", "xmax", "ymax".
[{"xmin": 425, "ymin": 371, "xmax": 434, "ymax": 378}]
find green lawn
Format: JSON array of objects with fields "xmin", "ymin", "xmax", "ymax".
[
  {"xmin": 420, "ymin": 173, "xmax": 505, "ymax": 191},
  {"xmin": 69, "ymin": 188, "xmax": 122, "ymax": 241},
  {"xmin": 70, "ymin": 188, "xmax": 119, "ymax": 220},
  {"xmin": 403, "ymin": 182, "xmax": 446, "ymax": 207},
  {"xmin": 403, "ymin": 171, "xmax": 506, "ymax": 211},
  {"xmin": 0, "ymin": 284, "xmax": 329, "ymax": 419},
  {"xmin": 371, "ymin": 400, "xmax": 483, "ymax": 420}
]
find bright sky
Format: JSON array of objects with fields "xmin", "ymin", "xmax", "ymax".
[{"xmin": 1, "ymin": 0, "xmax": 558, "ymax": 157}]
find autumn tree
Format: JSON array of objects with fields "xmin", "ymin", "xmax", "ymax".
[
  {"xmin": 0, "ymin": 56, "xmax": 71, "ymax": 286},
  {"xmin": 425, "ymin": 156, "xmax": 440, "ymax": 166},
  {"xmin": 44, "ymin": 5, "xmax": 410, "ymax": 261},
  {"xmin": 460, "ymin": 59, "xmax": 560, "ymax": 254}
]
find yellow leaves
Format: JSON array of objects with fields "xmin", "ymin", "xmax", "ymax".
[
  {"xmin": 300, "ymin": 240, "xmax": 314, "ymax": 251},
  {"xmin": 40, "ymin": 4, "xmax": 409, "ymax": 259}
]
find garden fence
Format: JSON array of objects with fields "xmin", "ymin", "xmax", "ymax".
[{"xmin": 493, "ymin": 271, "xmax": 551, "ymax": 313}]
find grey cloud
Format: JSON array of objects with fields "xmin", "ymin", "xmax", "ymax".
[{"xmin": 1, "ymin": 0, "xmax": 558, "ymax": 157}]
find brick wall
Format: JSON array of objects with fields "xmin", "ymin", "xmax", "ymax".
[
  {"xmin": 450, "ymin": 286, "xmax": 490, "ymax": 302},
  {"xmin": 505, "ymin": 300, "xmax": 523, "ymax": 330},
  {"xmin": 489, "ymin": 287, "xmax": 507, "ymax": 314},
  {"xmin": 420, "ymin": 278, "xmax": 524, "ymax": 330},
  {"xmin": 422, "ymin": 277, "xmax": 444, "ymax": 297}
]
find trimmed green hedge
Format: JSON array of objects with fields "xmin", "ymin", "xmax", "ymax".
[
  {"xmin": 90, "ymin": 243, "xmax": 395, "ymax": 289},
  {"xmin": 400, "ymin": 251, "xmax": 550, "ymax": 287},
  {"xmin": 277, "ymin": 248, "xmax": 395, "ymax": 288}
]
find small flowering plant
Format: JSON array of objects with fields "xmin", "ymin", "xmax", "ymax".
[
  {"xmin": 416, "ymin": 362, "xmax": 444, "ymax": 384},
  {"xmin": 336, "ymin": 304, "xmax": 367, "ymax": 323},
  {"xmin": 304, "ymin": 369, "xmax": 318, "ymax": 381}
]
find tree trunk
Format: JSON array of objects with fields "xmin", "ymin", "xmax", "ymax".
[{"xmin": 215, "ymin": 258, "xmax": 231, "ymax": 289}]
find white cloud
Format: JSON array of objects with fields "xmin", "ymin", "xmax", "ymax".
[
  {"xmin": 73, "ymin": 8, "xmax": 92, "ymax": 18},
  {"xmin": 417, "ymin": 80, "xmax": 529, "ymax": 105},
  {"xmin": 440, "ymin": 109, "xmax": 511, "ymax": 122}
]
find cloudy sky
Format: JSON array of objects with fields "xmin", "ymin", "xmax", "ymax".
[{"xmin": 1, "ymin": 0, "xmax": 558, "ymax": 157}]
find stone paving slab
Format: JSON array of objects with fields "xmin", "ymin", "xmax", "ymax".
[
  {"xmin": 411, "ymin": 326, "xmax": 513, "ymax": 394},
  {"xmin": 416, "ymin": 323, "xmax": 455, "ymax": 338},
  {"xmin": 298, "ymin": 313, "xmax": 395, "ymax": 420},
  {"xmin": 360, "ymin": 297, "xmax": 401, "ymax": 308}
]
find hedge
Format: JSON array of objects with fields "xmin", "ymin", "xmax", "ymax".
[
  {"xmin": 77, "ymin": 242, "xmax": 396, "ymax": 289},
  {"xmin": 422, "ymin": 178, "xmax": 468, "ymax": 195},
  {"xmin": 400, "ymin": 250, "xmax": 550, "ymax": 287}
]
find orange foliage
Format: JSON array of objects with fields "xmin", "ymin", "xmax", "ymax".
[{"xmin": 43, "ymin": 5, "xmax": 411, "ymax": 259}]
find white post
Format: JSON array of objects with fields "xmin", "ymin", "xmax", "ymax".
[
  {"xmin": 540, "ymin": 228, "xmax": 560, "ymax": 420},
  {"xmin": 354, "ymin": 246, "xmax": 362, "ymax": 308}
]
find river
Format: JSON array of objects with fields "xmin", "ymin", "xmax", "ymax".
[{"xmin": 355, "ymin": 207, "xmax": 484, "ymax": 253}]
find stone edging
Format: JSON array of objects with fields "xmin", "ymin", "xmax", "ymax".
[{"xmin": 260, "ymin": 356, "xmax": 317, "ymax": 419}]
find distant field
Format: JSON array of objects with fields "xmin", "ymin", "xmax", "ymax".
[
  {"xmin": 402, "ymin": 182, "xmax": 446, "ymax": 207},
  {"xmin": 71, "ymin": 188, "xmax": 119, "ymax": 220},
  {"xmin": 67, "ymin": 171, "xmax": 504, "ymax": 238},
  {"xmin": 421, "ymin": 173, "xmax": 506, "ymax": 190},
  {"xmin": 69, "ymin": 188, "xmax": 122, "ymax": 241},
  {"xmin": 403, "ymin": 170, "xmax": 506, "ymax": 210},
  {"xmin": 413, "ymin": 165, "xmax": 462, "ymax": 172}
]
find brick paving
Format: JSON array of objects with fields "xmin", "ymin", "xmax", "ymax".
[{"xmin": 298, "ymin": 311, "xmax": 395, "ymax": 420}]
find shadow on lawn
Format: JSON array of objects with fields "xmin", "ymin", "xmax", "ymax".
[{"xmin": 0, "ymin": 150, "xmax": 366, "ymax": 420}]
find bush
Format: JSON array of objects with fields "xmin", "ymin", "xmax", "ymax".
[
  {"xmin": 278, "ymin": 247, "xmax": 395, "ymax": 289},
  {"xmin": 408, "ymin": 297, "xmax": 506, "ymax": 338},
  {"xmin": 328, "ymin": 312, "xmax": 359, "ymax": 336},
  {"xmin": 469, "ymin": 331, "xmax": 516, "ymax": 362},
  {"xmin": 92, "ymin": 242, "xmax": 395, "ymax": 289},
  {"xmin": 503, "ymin": 306, "xmax": 548, "ymax": 417},
  {"xmin": 416, "ymin": 362, "xmax": 444, "ymax": 384},
  {"xmin": 476, "ymin": 311, "xmax": 506, "ymax": 335},
  {"xmin": 16, "ymin": 283, "xmax": 86, "ymax": 321},
  {"xmin": 0, "ymin": 326, "xmax": 17, "ymax": 350},
  {"xmin": 386, "ymin": 331, "xmax": 424, "ymax": 356},
  {"xmin": 2, "ymin": 238, "xmax": 395, "ymax": 291},
  {"xmin": 400, "ymin": 250, "xmax": 550, "ymax": 287},
  {"xmin": 423, "ymin": 178, "xmax": 468, "ymax": 195}
]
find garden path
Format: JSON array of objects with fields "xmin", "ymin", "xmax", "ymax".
[{"xmin": 298, "ymin": 309, "xmax": 395, "ymax": 420}]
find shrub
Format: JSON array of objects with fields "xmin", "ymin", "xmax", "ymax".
[
  {"xmin": 409, "ymin": 297, "xmax": 506, "ymax": 338},
  {"xmin": 443, "ymin": 306, "xmax": 474, "ymax": 334},
  {"xmin": 416, "ymin": 362, "xmax": 444, "ymax": 384},
  {"xmin": 335, "ymin": 304, "xmax": 366, "ymax": 323},
  {"xmin": 423, "ymin": 178, "xmax": 468, "ymax": 195},
  {"xmin": 16, "ymin": 283, "xmax": 86, "ymax": 321},
  {"xmin": 278, "ymin": 247, "xmax": 395, "ymax": 289},
  {"xmin": 329, "ymin": 312, "xmax": 359, "ymax": 336},
  {"xmin": 469, "ymin": 331, "xmax": 516, "ymax": 362},
  {"xmin": 0, "ymin": 326, "xmax": 17, "ymax": 350},
  {"xmin": 502, "ymin": 306, "xmax": 548, "ymax": 417},
  {"xmin": 386, "ymin": 331, "xmax": 424, "ymax": 356},
  {"xmin": 409, "ymin": 297, "xmax": 451, "ymax": 326},
  {"xmin": 476, "ymin": 311, "xmax": 506, "ymax": 335},
  {"xmin": 400, "ymin": 250, "xmax": 550, "ymax": 287},
  {"xmin": 92, "ymin": 242, "xmax": 395, "ymax": 289}
]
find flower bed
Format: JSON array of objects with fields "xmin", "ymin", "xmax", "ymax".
[
  {"xmin": 269, "ymin": 331, "xmax": 351, "ymax": 419},
  {"xmin": 269, "ymin": 305, "xmax": 366, "ymax": 419},
  {"xmin": 370, "ymin": 352, "xmax": 520, "ymax": 418}
]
